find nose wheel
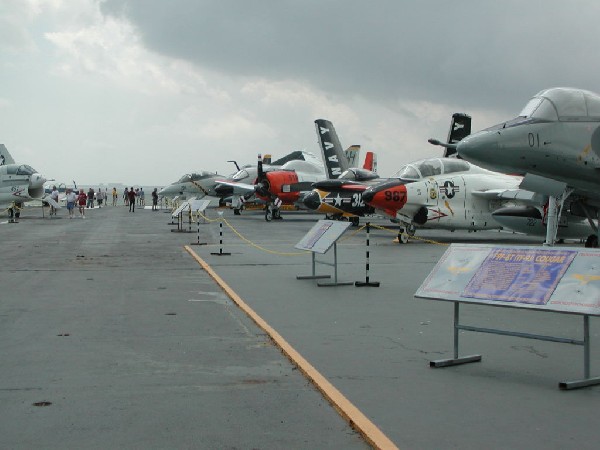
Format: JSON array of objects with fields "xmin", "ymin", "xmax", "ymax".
[
  {"xmin": 396, "ymin": 224, "xmax": 415, "ymax": 244},
  {"xmin": 265, "ymin": 205, "xmax": 282, "ymax": 221}
]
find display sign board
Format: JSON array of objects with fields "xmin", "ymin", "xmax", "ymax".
[
  {"xmin": 415, "ymin": 244, "xmax": 600, "ymax": 316},
  {"xmin": 189, "ymin": 199, "xmax": 211, "ymax": 213},
  {"xmin": 172, "ymin": 201, "xmax": 191, "ymax": 217},
  {"xmin": 294, "ymin": 220, "xmax": 351, "ymax": 254}
]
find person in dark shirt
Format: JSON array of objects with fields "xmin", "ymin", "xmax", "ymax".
[
  {"xmin": 151, "ymin": 188, "xmax": 159, "ymax": 211},
  {"xmin": 127, "ymin": 187, "xmax": 137, "ymax": 212}
]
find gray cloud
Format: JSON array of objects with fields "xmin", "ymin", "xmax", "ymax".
[{"xmin": 101, "ymin": 0, "xmax": 600, "ymax": 113}]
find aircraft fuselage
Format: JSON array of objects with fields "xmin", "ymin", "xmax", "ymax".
[
  {"xmin": 363, "ymin": 173, "xmax": 521, "ymax": 231},
  {"xmin": 459, "ymin": 120, "xmax": 600, "ymax": 194}
]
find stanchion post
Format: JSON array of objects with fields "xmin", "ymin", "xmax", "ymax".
[
  {"xmin": 355, "ymin": 222, "xmax": 380, "ymax": 287},
  {"xmin": 211, "ymin": 211, "xmax": 231, "ymax": 256},
  {"xmin": 190, "ymin": 209, "xmax": 207, "ymax": 246}
]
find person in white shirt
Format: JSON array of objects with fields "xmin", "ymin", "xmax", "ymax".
[
  {"xmin": 65, "ymin": 188, "xmax": 77, "ymax": 219},
  {"xmin": 50, "ymin": 186, "xmax": 59, "ymax": 216}
]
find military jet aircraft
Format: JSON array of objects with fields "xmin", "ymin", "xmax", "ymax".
[
  {"xmin": 160, "ymin": 150, "xmax": 325, "ymax": 213},
  {"xmin": 215, "ymin": 152, "xmax": 326, "ymax": 221},
  {"xmin": 0, "ymin": 144, "xmax": 47, "ymax": 220},
  {"xmin": 213, "ymin": 128, "xmax": 364, "ymax": 220},
  {"xmin": 455, "ymin": 87, "xmax": 600, "ymax": 246},
  {"xmin": 304, "ymin": 115, "xmax": 468, "ymax": 224},
  {"xmin": 361, "ymin": 158, "xmax": 523, "ymax": 242},
  {"xmin": 158, "ymin": 171, "xmax": 225, "ymax": 200}
]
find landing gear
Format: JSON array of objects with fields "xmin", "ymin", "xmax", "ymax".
[
  {"xmin": 350, "ymin": 216, "xmax": 360, "ymax": 227},
  {"xmin": 233, "ymin": 208, "xmax": 241, "ymax": 215},
  {"xmin": 265, "ymin": 205, "xmax": 282, "ymax": 222},
  {"xmin": 396, "ymin": 227, "xmax": 409, "ymax": 244},
  {"xmin": 585, "ymin": 234, "xmax": 598, "ymax": 248},
  {"xmin": 395, "ymin": 224, "xmax": 415, "ymax": 244}
]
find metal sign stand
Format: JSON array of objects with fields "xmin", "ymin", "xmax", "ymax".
[
  {"xmin": 430, "ymin": 302, "xmax": 600, "ymax": 390},
  {"xmin": 416, "ymin": 244, "xmax": 600, "ymax": 390},
  {"xmin": 295, "ymin": 220, "xmax": 352, "ymax": 287},
  {"xmin": 188, "ymin": 200, "xmax": 211, "ymax": 246},
  {"xmin": 170, "ymin": 200, "xmax": 196, "ymax": 233}
]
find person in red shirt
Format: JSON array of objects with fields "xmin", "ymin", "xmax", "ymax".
[{"xmin": 77, "ymin": 189, "xmax": 87, "ymax": 219}]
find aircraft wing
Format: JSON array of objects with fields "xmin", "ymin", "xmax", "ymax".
[{"xmin": 471, "ymin": 188, "xmax": 544, "ymax": 204}]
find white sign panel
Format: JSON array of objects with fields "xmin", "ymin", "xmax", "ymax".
[
  {"xmin": 415, "ymin": 244, "xmax": 600, "ymax": 316},
  {"xmin": 294, "ymin": 220, "xmax": 351, "ymax": 254}
]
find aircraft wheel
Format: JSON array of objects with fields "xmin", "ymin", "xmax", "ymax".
[
  {"xmin": 407, "ymin": 225, "xmax": 416, "ymax": 236},
  {"xmin": 265, "ymin": 209, "xmax": 273, "ymax": 222},
  {"xmin": 350, "ymin": 217, "xmax": 359, "ymax": 227},
  {"xmin": 273, "ymin": 209, "xmax": 283, "ymax": 220},
  {"xmin": 396, "ymin": 229, "xmax": 409, "ymax": 244},
  {"xmin": 233, "ymin": 208, "xmax": 241, "ymax": 216},
  {"xmin": 585, "ymin": 234, "xmax": 598, "ymax": 248}
]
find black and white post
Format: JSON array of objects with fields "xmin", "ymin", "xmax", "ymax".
[
  {"xmin": 211, "ymin": 211, "xmax": 231, "ymax": 256},
  {"xmin": 355, "ymin": 222, "xmax": 380, "ymax": 287},
  {"xmin": 190, "ymin": 209, "xmax": 207, "ymax": 246}
]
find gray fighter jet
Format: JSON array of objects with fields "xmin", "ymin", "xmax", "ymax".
[
  {"xmin": 0, "ymin": 144, "xmax": 47, "ymax": 219},
  {"xmin": 455, "ymin": 87, "xmax": 600, "ymax": 247}
]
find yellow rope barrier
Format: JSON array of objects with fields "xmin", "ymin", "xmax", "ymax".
[
  {"xmin": 221, "ymin": 217, "xmax": 309, "ymax": 256},
  {"xmin": 191, "ymin": 209, "xmax": 447, "ymax": 256}
]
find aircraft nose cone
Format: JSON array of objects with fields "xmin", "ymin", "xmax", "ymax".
[
  {"xmin": 30, "ymin": 173, "xmax": 46, "ymax": 187},
  {"xmin": 303, "ymin": 190, "xmax": 322, "ymax": 211},
  {"xmin": 457, "ymin": 131, "xmax": 498, "ymax": 165},
  {"xmin": 362, "ymin": 181, "xmax": 407, "ymax": 211}
]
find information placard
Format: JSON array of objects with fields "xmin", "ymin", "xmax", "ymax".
[
  {"xmin": 189, "ymin": 199, "xmax": 211, "ymax": 213},
  {"xmin": 294, "ymin": 220, "xmax": 351, "ymax": 254},
  {"xmin": 415, "ymin": 244, "xmax": 600, "ymax": 316}
]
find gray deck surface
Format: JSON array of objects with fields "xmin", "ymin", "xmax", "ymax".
[{"xmin": 1, "ymin": 204, "xmax": 599, "ymax": 449}]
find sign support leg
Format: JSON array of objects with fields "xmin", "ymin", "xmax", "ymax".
[
  {"xmin": 559, "ymin": 315, "xmax": 600, "ymax": 390},
  {"xmin": 430, "ymin": 302, "xmax": 482, "ymax": 368}
]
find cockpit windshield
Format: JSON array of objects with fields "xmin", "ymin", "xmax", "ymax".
[
  {"xmin": 177, "ymin": 174, "xmax": 192, "ymax": 183},
  {"xmin": 177, "ymin": 171, "xmax": 215, "ymax": 183},
  {"xmin": 521, "ymin": 88, "xmax": 600, "ymax": 122},
  {"xmin": 338, "ymin": 168, "xmax": 379, "ymax": 181},
  {"xmin": 16, "ymin": 165, "xmax": 36, "ymax": 176},
  {"xmin": 232, "ymin": 169, "xmax": 250, "ymax": 181},
  {"xmin": 191, "ymin": 172, "xmax": 214, "ymax": 181},
  {"xmin": 392, "ymin": 158, "xmax": 470, "ymax": 180},
  {"xmin": 281, "ymin": 160, "xmax": 323, "ymax": 174}
]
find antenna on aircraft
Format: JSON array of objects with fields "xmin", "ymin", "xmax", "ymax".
[{"xmin": 227, "ymin": 160, "xmax": 240, "ymax": 171}]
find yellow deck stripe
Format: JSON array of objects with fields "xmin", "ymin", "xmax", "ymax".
[{"xmin": 185, "ymin": 245, "xmax": 398, "ymax": 450}]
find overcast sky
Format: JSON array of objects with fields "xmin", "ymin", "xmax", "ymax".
[{"xmin": 2, "ymin": 0, "xmax": 599, "ymax": 186}]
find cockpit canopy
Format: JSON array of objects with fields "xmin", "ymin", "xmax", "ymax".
[
  {"xmin": 391, "ymin": 158, "xmax": 471, "ymax": 181},
  {"xmin": 280, "ymin": 159, "xmax": 323, "ymax": 174},
  {"xmin": 176, "ymin": 171, "xmax": 217, "ymax": 183},
  {"xmin": 5, "ymin": 164, "xmax": 37, "ymax": 176},
  {"xmin": 338, "ymin": 168, "xmax": 379, "ymax": 181},
  {"xmin": 519, "ymin": 87, "xmax": 600, "ymax": 122}
]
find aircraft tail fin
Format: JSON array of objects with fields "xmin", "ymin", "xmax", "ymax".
[
  {"xmin": 344, "ymin": 145, "xmax": 361, "ymax": 168},
  {"xmin": 363, "ymin": 151, "xmax": 377, "ymax": 173},
  {"xmin": 0, "ymin": 144, "xmax": 15, "ymax": 165},
  {"xmin": 444, "ymin": 113, "xmax": 471, "ymax": 157},
  {"xmin": 314, "ymin": 119, "xmax": 350, "ymax": 179},
  {"xmin": 263, "ymin": 154, "xmax": 272, "ymax": 165}
]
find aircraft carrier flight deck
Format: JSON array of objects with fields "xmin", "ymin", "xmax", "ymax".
[{"xmin": 1, "ymin": 205, "xmax": 599, "ymax": 449}]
